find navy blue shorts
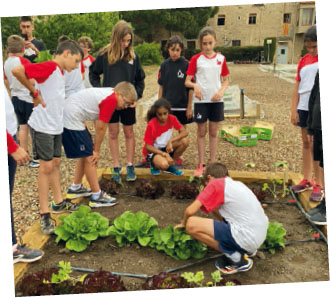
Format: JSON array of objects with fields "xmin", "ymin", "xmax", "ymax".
[
  {"xmin": 213, "ymin": 220, "xmax": 248, "ymax": 255},
  {"xmin": 297, "ymin": 110, "xmax": 309, "ymax": 128},
  {"xmin": 194, "ymin": 102, "xmax": 224, "ymax": 123},
  {"xmin": 62, "ymin": 128, "xmax": 93, "ymax": 159},
  {"xmin": 12, "ymin": 96, "xmax": 33, "ymax": 125}
]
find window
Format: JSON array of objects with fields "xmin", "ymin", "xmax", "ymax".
[
  {"xmin": 232, "ymin": 40, "xmax": 241, "ymax": 46},
  {"xmin": 283, "ymin": 13, "xmax": 291, "ymax": 24},
  {"xmin": 249, "ymin": 13, "xmax": 257, "ymax": 24},
  {"xmin": 217, "ymin": 15, "xmax": 225, "ymax": 26},
  {"xmin": 301, "ymin": 8, "xmax": 314, "ymax": 25},
  {"xmin": 187, "ymin": 41, "xmax": 196, "ymax": 49},
  {"xmin": 281, "ymin": 49, "xmax": 285, "ymax": 55}
]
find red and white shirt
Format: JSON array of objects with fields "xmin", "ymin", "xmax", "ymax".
[
  {"xmin": 64, "ymin": 61, "xmax": 85, "ymax": 98},
  {"xmin": 197, "ymin": 177, "xmax": 268, "ymax": 252},
  {"xmin": 186, "ymin": 52, "xmax": 229, "ymax": 104},
  {"xmin": 25, "ymin": 61, "xmax": 65, "ymax": 134},
  {"xmin": 63, "ymin": 87, "xmax": 117, "ymax": 130},
  {"xmin": 143, "ymin": 114, "xmax": 182, "ymax": 157},
  {"xmin": 295, "ymin": 54, "xmax": 318, "ymax": 111},
  {"xmin": 82, "ymin": 55, "xmax": 95, "ymax": 88},
  {"xmin": 4, "ymin": 56, "xmax": 33, "ymax": 103}
]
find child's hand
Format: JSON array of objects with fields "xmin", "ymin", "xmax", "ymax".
[
  {"xmin": 186, "ymin": 106, "xmax": 193, "ymax": 119},
  {"xmin": 211, "ymin": 90, "xmax": 224, "ymax": 102},
  {"xmin": 290, "ymin": 110, "xmax": 299, "ymax": 126},
  {"xmin": 166, "ymin": 141, "xmax": 173, "ymax": 153},
  {"xmin": 11, "ymin": 147, "xmax": 30, "ymax": 165},
  {"xmin": 166, "ymin": 154, "xmax": 174, "ymax": 165},
  {"xmin": 91, "ymin": 151, "xmax": 99, "ymax": 165},
  {"xmin": 33, "ymin": 94, "xmax": 46, "ymax": 108},
  {"xmin": 194, "ymin": 85, "xmax": 203, "ymax": 100}
]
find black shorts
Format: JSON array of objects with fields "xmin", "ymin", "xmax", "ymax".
[
  {"xmin": 12, "ymin": 96, "xmax": 33, "ymax": 125},
  {"xmin": 30, "ymin": 128, "xmax": 62, "ymax": 161},
  {"xmin": 313, "ymin": 130, "xmax": 323, "ymax": 168},
  {"xmin": 62, "ymin": 128, "xmax": 93, "ymax": 159},
  {"xmin": 194, "ymin": 102, "xmax": 224, "ymax": 123},
  {"xmin": 171, "ymin": 110, "xmax": 194, "ymax": 125},
  {"xmin": 109, "ymin": 107, "xmax": 136, "ymax": 125},
  {"xmin": 145, "ymin": 147, "xmax": 174, "ymax": 163},
  {"xmin": 297, "ymin": 110, "xmax": 309, "ymax": 128}
]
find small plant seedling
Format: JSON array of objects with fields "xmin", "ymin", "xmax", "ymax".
[
  {"xmin": 181, "ymin": 271, "xmax": 204, "ymax": 287},
  {"xmin": 260, "ymin": 222, "xmax": 287, "ymax": 254},
  {"xmin": 274, "ymin": 161, "xmax": 289, "ymax": 198},
  {"xmin": 245, "ymin": 162, "xmax": 255, "ymax": 168}
]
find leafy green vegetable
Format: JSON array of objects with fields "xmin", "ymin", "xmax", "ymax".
[
  {"xmin": 181, "ymin": 271, "xmax": 204, "ymax": 286},
  {"xmin": 55, "ymin": 205, "xmax": 111, "ymax": 252},
  {"xmin": 34, "ymin": 50, "xmax": 53, "ymax": 63},
  {"xmin": 260, "ymin": 221, "xmax": 286, "ymax": 254}
]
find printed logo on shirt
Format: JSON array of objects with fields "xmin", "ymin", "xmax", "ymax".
[
  {"xmin": 80, "ymin": 145, "xmax": 85, "ymax": 151},
  {"xmin": 217, "ymin": 60, "xmax": 222, "ymax": 65},
  {"xmin": 128, "ymin": 59, "xmax": 134, "ymax": 65},
  {"xmin": 177, "ymin": 69, "xmax": 184, "ymax": 79},
  {"xmin": 196, "ymin": 113, "xmax": 202, "ymax": 119}
]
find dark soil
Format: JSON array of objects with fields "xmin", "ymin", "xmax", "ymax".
[{"xmin": 16, "ymin": 180, "xmax": 329, "ymax": 294}]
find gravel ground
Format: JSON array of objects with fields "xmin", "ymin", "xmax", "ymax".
[{"xmin": 12, "ymin": 64, "xmax": 303, "ymax": 240}]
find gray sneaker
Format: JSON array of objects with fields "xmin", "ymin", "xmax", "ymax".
[
  {"xmin": 13, "ymin": 244, "xmax": 44, "ymax": 264},
  {"xmin": 126, "ymin": 165, "xmax": 136, "ymax": 181},
  {"xmin": 51, "ymin": 199, "xmax": 80, "ymax": 214},
  {"xmin": 40, "ymin": 213, "xmax": 56, "ymax": 235},
  {"xmin": 67, "ymin": 185, "xmax": 92, "ymax": 199},
  {"xmin": 307, "ymin": 200, "xmax": 326, "ymax": 217},
  {"xmin": 89, "ymin": 192, "xmax": 118, "ymax": 208},
  {"xmin": 310, "ymin": 202, "xmax": 327, "ymax": 225}
]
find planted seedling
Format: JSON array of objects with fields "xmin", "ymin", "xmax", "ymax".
[
  {"xmin": 251, "ymin": 187, "xmax": 267, "ymax": 202},
  {"xmin": 260, "ymin": 221, "xmax": 287, "ymax": 254},
  {"xmin": 135, "ymin": 181, "xmax": 165, "ymax": 199},
  {"xmin": 274, "ymin": 161, "xmax": 290, "ymax": 198},
  {"xmin": 171, "ymin": 183, "xmax": 199, "ymax": 200},
  {"xmin": 142, "ymin": 272, "xmax": 189, "ymax": 290},
  {"xmin": 99, "ymin": 177, "xmax": 121, "ymax": 195},
  {"xmin": 181, "ymin": 271, "xmax": 204, "ymax": 287}
]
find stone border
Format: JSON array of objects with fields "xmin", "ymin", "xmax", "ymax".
[{"xmin": 14, "ymin": 169, "xmax": 326, "ymax": 285}]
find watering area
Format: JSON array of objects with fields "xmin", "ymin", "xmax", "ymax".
[
  {"xmin": 137, "ymin": 85, "xmax": 264, "ymax": 119},
  {"xmin": 259, "ymin": 64, "xmax": 297, "ymax": 84}
]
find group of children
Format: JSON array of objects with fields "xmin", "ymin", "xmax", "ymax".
[{"xmin": 4, "ymin": 18, "xmax": 324, "ymax": 274}]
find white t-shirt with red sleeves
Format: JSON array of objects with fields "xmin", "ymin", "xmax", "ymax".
[
  {"xmin": 64, "ymin": 61, "xmax": 85, "ymax": 98},
  {"xmin": 197, "ymin": 177, "xmax": 268, "ymax": 253},
  {"xmin": 63, "ymin": 87, "xmax": 117, "ymax": 131},
  {"xmin": 142, "ymin": 114, "xmax": 182, "ymax": 157},
  {"xmin": 4, "ymin": 56, "xmax": 33, "ymax": 103},
  {"xmin": 82, "ymin": 55, "xmax": 95, "ymax": 88},
  {"xmin": 295, "ymin": 54, "xmax": 318, "ymax": 111},
  {"xmin": 186, "ymin": 52, "xmax": 229, "ymax": 104},
  {"xmin": 26, "ymin": 61, "xmax": 65, "ymax": 135}
]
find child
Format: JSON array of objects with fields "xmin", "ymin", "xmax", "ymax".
[
  {"xmin": 185, "ymin": 27, "xmax": 229, "ymax": 176},
  {"xmin": 89, "ymin": 20, "xmax": 145, "ymax": 183},
  {"xmin": 290, "ymin": 26, "xmax": 321, "ymax": 201},
  {"xmin": 142, "ymin": 98, "xmax": 189, "ymax": 176},
  {"xmin": 158, "ymin": 35, "xmax": 193, "ymax": 167},
  {"xmin": 63, "ymin": 82, "xmax": 137, "ymax": 207},
  {"xmin": 78, "ymin": 36, "xmax": 95, "ymax": 88},
  {"xmin": 58, "ymin": 35, "xmax": 85, "ymax": 98},
  {"xmin": 4, "ymin": 34, "xmax": 39, "ymax": 168},
  {"xmin": 12, "ymin": 40, "xmax": 84, "ymax": 235},
  {"xmin": 175, "ymin": 162, "xmax": 268, "ymax": 274}
]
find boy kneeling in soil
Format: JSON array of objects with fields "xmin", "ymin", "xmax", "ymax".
[
  {"xmin": 62, "ymin": 82, "xmax": 137, "ymax": 207},
  {"xmin": 175, "ymin": 162, "xmax": 268, "ymax": 274}
]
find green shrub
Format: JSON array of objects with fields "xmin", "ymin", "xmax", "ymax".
[
  {"xmin": 184, "ymin": 48, "xmax": 200, "ymax": 61},
  {"xmin": 263, "ymin": 37, "xmax": 277, "ymax": 62},
  {"xmin": 134, "ymin": 42, "xmax": 162, "ymax": 65},
  {"xmin": 214, "ymin": 46, "xmax": 263, "ymax": 62}
]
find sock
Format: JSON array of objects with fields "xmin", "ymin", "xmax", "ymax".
[
  {"xmin": 70, "ymin": 183, "xmax": 81, "ymax": 191},
  {"xmin": 91, "ymin": 190, "xmax": 102, "ymax": 200},
  {"xmin": 12, "ymin": 243, "xmax": 18, "ymax": 252},
  {"xmin": 225, "ymin": 251, "xmax": 241, "ymax": 263},
  {"xmin": 127, "ymin": 162, "xmax": 133, "ymax": 167}
]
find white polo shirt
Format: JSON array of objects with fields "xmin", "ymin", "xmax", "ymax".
[
  {"xmin": 82, "ymin": 55, "xmax": 95, "ymax": 88},
  {"xmin": 64, "ymin": 62, "xmax": 85, "ymax": 98}
]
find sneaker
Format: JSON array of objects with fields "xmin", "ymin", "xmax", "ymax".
[
  {"xmin": 66, "ymin": 185, "xmax": 92, "ymax": 199},
  {"xmin": 13, "ymin": 244, "xmax": 44, "ymax": 264},
  {"xmin": 29, "ymin": 160, "xmax": 40, "ymax": 168},
  {"xmin": 163, "ymin": 165, "xmax": 183, "ymax": 176},
  {"xmin": 215, "ymin": 254, "xmax": 253, "ymax": 275},
  {"xmin": 126, "ymin": 165, "xmax": 136, "ymax": 182},
  {"xmin": 89, "ymin": 192, "xmax": 118, "ymax": 208},
  {"xmin": 40, "ymin": 213, "xmax": 56, "ymax": 235},
  {"xmin": 310, "ymin": 209, "xmax": 327, "ymax": 225},
  {"xmin": 194, "ymin": 164, "xmax": 205, "ymax": 177},
  {"xmin": 307, "ymin": 200, "xmax": 326, "ymax": 217},
  {"xmin": 112, "ymin": 167, "xmax": 122, "ymax": 183},
  {"xmin": 150, "ymin": 163, "xmax": 160, "ymax": 175},
  {"xmin": 309, "ymin": 184, "xmax": 324, "ymax": 202},
  {"xmin": 51, "ymin": 199, "xmax": 80, "ymax": 214},
  {"xmin": 292, "ymin": 179, "xmax": 313, "ymax": 193}
]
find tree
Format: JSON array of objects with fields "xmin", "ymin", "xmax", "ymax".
[
  {"xmin": 1, "ymin": 17, "xmax": 20, "ymax": 50},
  {"xmin": 120, "ymin": 7, "xmax": 219, "ymax": 42}
]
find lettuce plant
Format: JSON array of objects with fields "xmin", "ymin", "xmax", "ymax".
[
  {"xmin": 142, "ymin": 272, "xmax": 190, "ymax": 290},
  {"xmin": 55, "ymin": 205, "xmax": 111, "ymax": 252},
  {"xmin": 260, "ymin": 221, "xmax": 286, "ymax": 254}
]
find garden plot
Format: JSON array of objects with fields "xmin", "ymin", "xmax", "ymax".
[
  {"xmin": 15, "ymin": 172, "xmax": 329, "ymax": 295},
  {"xmin": 258, "ymin": 64, "xmax": 297, "ymax": 84}
]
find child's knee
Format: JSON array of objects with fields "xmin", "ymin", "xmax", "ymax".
[
  {"xmin": 181, "ymin": 137, "xmax": 189, "ymax": 148},
  {"xmin": 302, "ymin": 138, "xmax": 312, "ymax": 149},
  {"xmin": 158, "ymin": 159, "xmax": 170, "ymax": 171},
  {"xmin": 124, "ymin": 128, "xmax": 134, "ymax": 139},
  {"xmin": 185, "ymin": 216, "xmax": 197, "ymax": 235},
  {"xmin": 39, "ymin": 161, "xmax": 54, "ymax": 174}
]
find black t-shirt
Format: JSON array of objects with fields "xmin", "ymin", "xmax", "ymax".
[
  {"xmin": 23, "ymin": 39, "xmax": 46, "ymax": 63},
  {"xmin": 158, "ymin": 57, "xmax": 190, "ymax": 109}
]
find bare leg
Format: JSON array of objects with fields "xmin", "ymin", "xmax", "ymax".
[
  {"xmin": 84, "ymin": 156, "xmax": 101, "ymax": 193},
  {"xmin": 171, "ymin": 137, "xmax": 189, "ymax": 161},
  {"xmin": 38, "ymin": 160, "xmax": 53, "ymax": 213},
  {"xmin": 108, "ymin": 123, "xmax": 120, "ymax": 168},
  {"xmin": 301, "ymin": 128, "xmax": 313, "ymax": 181},
  {"xmin": 73, "ymin": 158, "xmax": 85, "ymax": 185},
  {"xmin": 49, "ymin": 158, "xmax": 63, "ymax": 205},
  {"xmin": 197, "ymin": 122, "xmax": 207, "ymax": 165},
  {"xmin": 209, "ymin": 121, "xmax": 219, "ymax": 163},
  {"xmin": 123, "ymin": 125, "xmax": 135, "ymax": 165},
  {"xmin": 152, "ymin": 155, "xmax": 170, "ymax": 171},
  {"xmin": 18, "ymin": 124, "xmax": 29, "ymax": 153}
]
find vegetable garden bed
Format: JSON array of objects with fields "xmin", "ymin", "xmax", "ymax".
[{"xmin": 14, "ymin": 169, "xmax": 329, "ymax": 295}]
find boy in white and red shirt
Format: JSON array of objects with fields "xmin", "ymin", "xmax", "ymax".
[
  {"xmin": 78, "ymin": 36, "xmax": 95, "ymax": 88},
  {"xmin": 63, "ymin": 82, "xmax": 137, "ymax": 207},
  {"xmin": 176, "ymin": 162, "xmax": 268, "ymax": 274},
  {"xmin": 4, "ymin": 35, "xmax": 39, "ymax": 168},
  {"xmin": 11, "ymin": 39, "xmax": 84, "ymax": 235}
]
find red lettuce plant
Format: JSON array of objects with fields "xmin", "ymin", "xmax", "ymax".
[
  {"xmin": 136, "ymin": 181, "xmax": 165, "ymax": 199},
  {"xmin": 142, "ymin": 272, "xmax": 190, "ymax": 290}
]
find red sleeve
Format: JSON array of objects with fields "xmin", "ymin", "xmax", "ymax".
[
  {"xmin": 197, "ymin": 179, "xmax": 225, "ymax": 214},
  {"xmin": 24, "ymin": 61, "xmax": 59, "ymax": 83},
  {"xmin": 89, "ymin": 55, "xmax": 95, "ymax": 63},
  {"xmin": 171, "ymin": 114, "xmax": 182, "ymax": 130},
  {"xmin": 80, "ymin": 61, "xmax": 85, "ymax": 74},
  {"xmin": 143, "ymin": 121, "xmax": 154, "ymax": 146},
  {"xmin": 295, "ymin": 57, "xmax": 304, "ymax": 82},
  {"xmin": 18, "ymin": 56, "xmax": 31, "ymax": 66},
  {"xmin": 186, "ymin": 54, "xmax": 198, "ymax": 77},
  {"xmin": 221, "ymin": 56, "xmax": 230, "ymax": 77},
  {"xmin": 7, "ymin": 131, "xmax": 18, "ymax": 154},
  {"xmin": 99, "ymin": 93, "xmax": 117, "ymax": 123}
]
